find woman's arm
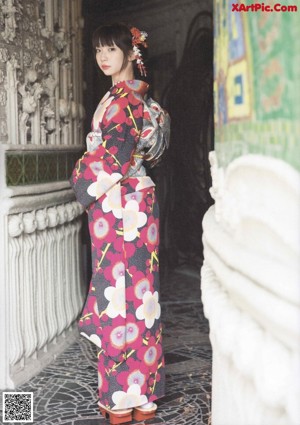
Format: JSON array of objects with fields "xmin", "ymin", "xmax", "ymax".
[{"xmin": 70, "ymin": 91, "xmax": 144, "ymax": 208}]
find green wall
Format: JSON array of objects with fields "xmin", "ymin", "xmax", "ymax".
[{"xmin": 214, "ymin": 0, "xmax": 300, "ymax": 170}]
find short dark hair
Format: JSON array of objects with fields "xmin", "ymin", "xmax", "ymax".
[{"xmin": 92, "ymin": 23, "xmax": 132, "ymax": 71}]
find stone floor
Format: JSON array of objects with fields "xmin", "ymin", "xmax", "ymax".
[{"xmin": 1, "ymin": 267, "xmax": 212, "ymax": 425}]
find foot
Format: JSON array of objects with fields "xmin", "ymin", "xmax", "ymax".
[{"xmin": 136, "ymin": 402, "xmax": 156, "ymax": 410}]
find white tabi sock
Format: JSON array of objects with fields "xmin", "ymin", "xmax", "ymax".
[{"xmin": 139, "ymin": 402, "xmax": 155, "ymax": 410}]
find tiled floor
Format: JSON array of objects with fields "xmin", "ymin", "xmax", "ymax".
[{"xmin": 2, "ymin": 267, "xmax": 212, "ymax": 425}]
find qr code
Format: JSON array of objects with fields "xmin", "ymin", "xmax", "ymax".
[{"xmin": 2, "ymin": 392, "xmax": 33, "ymax": 423}]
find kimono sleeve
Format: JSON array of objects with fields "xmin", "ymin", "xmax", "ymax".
[{"xmin": 70, "ymin": 91, "xmax": 144, "ymax": 208}]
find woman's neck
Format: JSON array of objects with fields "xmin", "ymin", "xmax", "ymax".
[{"xmin": 112, "ymin": 69, "xmax": 135, "ymax": 86}]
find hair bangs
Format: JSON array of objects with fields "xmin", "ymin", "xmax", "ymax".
[{"xmin": 92, "ymin": 26, "xmax": 116, "ymax": 49}]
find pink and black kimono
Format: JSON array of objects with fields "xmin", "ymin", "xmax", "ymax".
[{"xmin": 70, "ymin": 80, "xmax": 169, "ymax": 410}]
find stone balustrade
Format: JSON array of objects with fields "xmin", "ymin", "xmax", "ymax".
[{"xmin": 0, "ymin": 199, "xmax": 85, "ymax": 389}]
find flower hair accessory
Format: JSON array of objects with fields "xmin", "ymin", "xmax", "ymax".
[{"xmin": 130, "ymin": 26, "xmax": 148, "ymax": 77}]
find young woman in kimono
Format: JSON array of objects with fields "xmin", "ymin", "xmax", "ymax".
[{"xmin": 70, "ymin": 23, "xmax": 170, "ymax": 425}]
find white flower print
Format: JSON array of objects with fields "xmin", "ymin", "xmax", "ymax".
[
  {"xmin": 87, "ymin": 170, "xmax": 122, "ymax": 200},
  {"xmin": 124, "ymin": 191, "xmax": 143, "ymax": 204},
  {"xmin": 112, "ymin": 261, "xmax": 125, "ymax": 280},
  {"xmin": 127, "ymin": 370, "xmax": 146, "ymax": 387},
  {"xmin": 136, "ymin": 291, "xmax": 161, "ymax": 329},
  {"xmin": 135, "ymin": 176, "xmax": 155, "ymax": 191},
  {"xmin": 90, "ymin": 160, "xmax": 104, "ymax": 176},
  {"xmin": 144, "ymin": 345, "xmax": 158, "ymax": 366},
  {"xmin": 110, "ymin": 325, "xmax": 126, "ymax": 349},
  {"xmin": 126, "ymin": 322, "xmax": 139, "ymax": 344},
  {"xmin": 135, "ymin": 278, "xmax": 150, "ymax": 299},
  {"xmin": 112, "ymin": 384, "xmax": 148, "ymax": 410},
  {"xmin": 123, "ymin": 200, "xmax": 147, "ymax": 242},
  {"xmin": 104, "ymin": 276, "xmax": 126, "ymax": 318},
  {"xmin": 102, "ymin": 184, "xmax": 122, "ymax": 218},
  {"xmin": 93, "ymin": 217, "xmax": 110, "ymax": 239},
  {"xmin": 80, "ymin": 332, "xmax": 102, "ymax": 348}
]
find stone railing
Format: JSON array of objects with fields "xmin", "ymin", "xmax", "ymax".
[
  {"xmin": 0, "ymin": 197, "xmax": 85, "ymax": 389},
  {"xmin": 201, "ymin": 152, "xmax": 300, "ymax": 425}
]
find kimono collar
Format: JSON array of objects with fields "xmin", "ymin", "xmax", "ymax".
[{"xmin": 112, "ymin": 80, "xmax": 149, "ymax": 97}]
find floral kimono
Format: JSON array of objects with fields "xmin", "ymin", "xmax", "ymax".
[{"xmin": 70, "ymin": 80, "xmax": 165, "ymax": 410}]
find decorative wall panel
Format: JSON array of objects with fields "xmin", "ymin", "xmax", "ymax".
[
  {"xmin": 213, "ymin": 0, "xmax": 300, "ymax": 171},
  {"xmin": 0, "ymin": 0, "xmax": 84, "ymax": 147},
  {"xmin": 6, "ymin": 149, "xmax": 83, "ymax": 186}
]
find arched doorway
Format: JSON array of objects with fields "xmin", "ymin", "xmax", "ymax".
[{"xmin": 162, "ymin": 12, "xmax": 214, "ymax": 270}]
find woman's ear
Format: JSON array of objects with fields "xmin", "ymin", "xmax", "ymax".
[{"xmin": 128, "ymin": 50, "xmax": 136, "ymax": 62}]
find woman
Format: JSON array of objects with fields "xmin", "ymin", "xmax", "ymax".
[{"xmin": 70, "ymin": 23, "xmax": 169, "ymax": 425}]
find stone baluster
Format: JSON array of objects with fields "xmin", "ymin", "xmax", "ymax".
[
  {"xmin": 35, "ymin": 209, "xmax": 50, "ymax": 350},
  {"xmin": 22, "ymin": 213, "xmax": 38, "ymax": 358},
  {"xmin": 56, "ymin": 204, "xmax": 68, "ymax": 335},
  {"xmin": 64, "ymin": 202, "xmax": 77, "ymax": 326},
  {"xmin": 46, "ymin": 207, "xmax": 59, "ymax": 343},
  {"xmin": 67, "ymin": 202, "xmax": 81, "ymax": 321},
  {"xmin": 73, "ymin": 202, "xmax": 85, "ymax": 315},
  {"xmin": 8, "ymin": 215, "xmax": 24, "ymax": 365}
]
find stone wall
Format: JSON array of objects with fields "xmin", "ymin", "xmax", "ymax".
[{"xmin": 0, "ymin": 0, "xmax": 86, "ymax": 389}]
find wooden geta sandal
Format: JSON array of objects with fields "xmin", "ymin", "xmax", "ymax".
[
  {"xmin": 132, "ymin": 402, "xmax": 157, "ymax": 421},
  {"xmin": 98, "ymin": 402, "xmax": 133, "ymax": 425}
]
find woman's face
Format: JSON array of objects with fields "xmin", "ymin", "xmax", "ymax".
[{"xmin": 96, "ymin": 42, "xmax": 131, "ymax": 81}]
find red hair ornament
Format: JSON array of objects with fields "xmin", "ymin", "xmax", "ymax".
[{"xmin": 130, "ymin": 26, "xmax": 148, "ymax": 77}]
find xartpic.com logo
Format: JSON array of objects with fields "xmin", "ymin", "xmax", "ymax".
[{"xmin": 231, "ymin": 2, "xmax": 298, "ymax": 12}]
